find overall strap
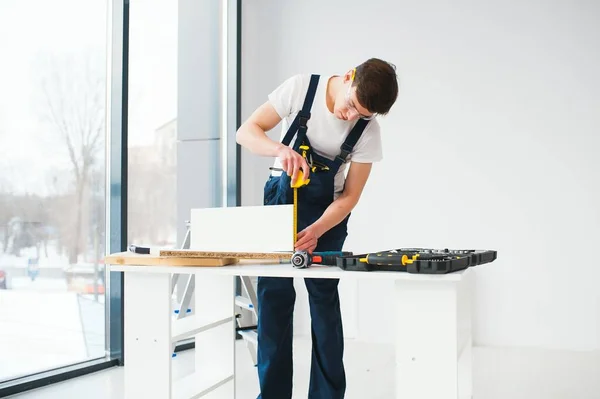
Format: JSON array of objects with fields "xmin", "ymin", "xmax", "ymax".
[
  {"xmin": 334, "ymin": 118, "xmax": 369, "ymax": 165},
  {"xmin": 282, "ymin": 74, "xmax": 320, "ymax": 147}
]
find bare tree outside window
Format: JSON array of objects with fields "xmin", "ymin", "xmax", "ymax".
[{"xmin": 36, "ymin": 50, "xmax": 106, "ymax": 266}]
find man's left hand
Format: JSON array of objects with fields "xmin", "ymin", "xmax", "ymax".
[{"xmin": 295, "ymin": 225, "xmax": 322, "ymax": 254}]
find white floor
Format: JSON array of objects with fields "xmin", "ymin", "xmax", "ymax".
[{"xmin": 7, "ymin": 339, "xmax": 600, "ymax": 399}]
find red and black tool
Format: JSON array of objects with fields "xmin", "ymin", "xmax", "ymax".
[{"xmin": 291, "ymin": 250, "xmax": 353, "ymax": 269}]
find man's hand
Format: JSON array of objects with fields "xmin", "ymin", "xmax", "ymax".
[
  {"xmin": 295, "ymin": 224, "xmax": 322, "ymax": 254},
  {"xmin": 276, "ymin": 145, "xmax": 310, "ymax": 184},
  {"xmin": 299, "ymin": 162, "xmax": 373, "ymax": 248}
]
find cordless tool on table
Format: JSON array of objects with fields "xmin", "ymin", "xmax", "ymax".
[{"xmin": 290, "ymin": 250, "xmax": 353, "ymax": 269}]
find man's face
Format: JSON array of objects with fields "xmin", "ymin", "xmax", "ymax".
[{"xmin": 333, "ymin": 70, "xmax": 375, "ymax": 121}]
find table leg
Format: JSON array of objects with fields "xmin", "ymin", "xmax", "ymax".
[
  {"xmin": 123, "ymin": 271, "xmax": 172, "ymax": 399},
  {"xmin": 457, "ymin": 270, "xmax": 473, "ymax": 399},
  {"xmin": 394, "ymin": 271, "xmax": 473, "ymax": 399},
  {"xmin": 194, "ymin": 274, "xmax": 236, "ymax": 398}
]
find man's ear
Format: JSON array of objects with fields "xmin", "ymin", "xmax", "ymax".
[{"xmin": 342, "ymin": 69, "xmax": 354, "ymax": 83}]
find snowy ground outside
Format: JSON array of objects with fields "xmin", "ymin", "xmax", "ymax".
[{"xmin": 0, "ymin": 246, "xmax": 106, "ymax": 383}]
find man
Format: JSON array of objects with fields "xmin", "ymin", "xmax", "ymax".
[{"xmin": 236, "ymin": 58, "xmax": 399, "ymax": 399}]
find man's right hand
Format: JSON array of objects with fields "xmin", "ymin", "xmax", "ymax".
[
  {"xmin": 235, "ymin": 100, "xmax": 310, "ymax": 184},
  {"xmin": 276, "ymin": 145, "xmax": 310, "ymax": 185}
]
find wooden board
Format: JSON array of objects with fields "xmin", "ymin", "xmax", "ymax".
[
  {"xmin": 104, "ymin": 251, "xmax": 237, "ymax": 267},
  {"xmin": 159, "ymin": 249, "xmax": 292, "ymax": 260}
]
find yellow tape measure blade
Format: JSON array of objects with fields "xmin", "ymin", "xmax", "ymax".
[
  {"xmin": 290, "ymin": 168, "xmax": 310, "ymax": 249},
  {"xmin": 293, "ymin": 187, "xmax": 298, "ymax": 246}
]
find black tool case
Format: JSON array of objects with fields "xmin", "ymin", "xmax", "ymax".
[{"xmin": 335, "ymin": 248, "xmax": 497, "ymax": 274}]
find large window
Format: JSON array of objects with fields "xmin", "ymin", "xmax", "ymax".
[
  {"xmin": 127, "ymin": 0, "xmax": 178, "ymax": 249},
  {"xmin": 0, "ymin": 0, "xmax": 240, "ymax": 394},
  {"xmin": 0, "ymin": 0, "xmax": 109, "ymax": 383}
]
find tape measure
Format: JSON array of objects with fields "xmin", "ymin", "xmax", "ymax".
[
  {"xmin": 280, "ymin": 144, "xmax": 311, "ymax": 247},
  {"xmin": 294, "ymin": 185, "xmax": 298, "ymax": 245},
  {"xmin": 290, "ymin": 167, "xmax": 310, "ymax": 247}
]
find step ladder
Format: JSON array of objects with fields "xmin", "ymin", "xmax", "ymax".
[
  {"xmin": 171, "ymin": 221, "xmax": 259, "ymax": 365},
  {"xmin": 235, "ymin": 275, "xmax": 259, "ymax": 365}
]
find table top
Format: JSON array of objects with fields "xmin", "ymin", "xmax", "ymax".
[{"xmin": 104, "ymin": 252, "xmax": 468, "ymax": 282}]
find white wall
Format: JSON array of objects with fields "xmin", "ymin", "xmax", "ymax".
[{"xmin": 241, "ymin": 0, "xmax": 600, "ymax": 351}]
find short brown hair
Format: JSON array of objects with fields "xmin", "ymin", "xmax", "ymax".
[{"xmin": 353, "ymin": 58, "xmax": 399, "ymax": 115}]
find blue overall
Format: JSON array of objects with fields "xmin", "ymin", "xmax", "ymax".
[{"xmin": 257, "ymin": 75, "xmax": 369, "ymax": 399}]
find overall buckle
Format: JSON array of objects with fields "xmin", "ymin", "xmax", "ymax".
[
  {"xmin": 336, "ymin": 144, "xmax": 352, "ymax": 163},
  {"xmin": 298, "ymin": 112, "xmax": 311, "ymax": 128}
]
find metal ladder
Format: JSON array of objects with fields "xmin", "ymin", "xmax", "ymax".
[
  {"xmin": 171, "ymin": 221, "xmax": 259, "ymax": 365},
  {"xmin": 235, "ymin": 275, "xmax": 259, "ymax": 365}
]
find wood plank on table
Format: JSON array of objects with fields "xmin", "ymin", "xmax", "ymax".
[
  {"xmin": 104, "ymin": 251, "xmax": 237, "ymax": 267},
  {"xmin": 159, "ymin": 249, "xmax": 292, "ymax": 260}
]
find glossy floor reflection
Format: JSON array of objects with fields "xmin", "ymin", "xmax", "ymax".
[{"xmin": 8, "ymin": 339, "xmax": 600, "ymax": 399}]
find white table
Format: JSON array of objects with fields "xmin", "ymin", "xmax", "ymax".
[{"xmin": 106, "ymin": 252, "xmax": 474, "ymax": 399}]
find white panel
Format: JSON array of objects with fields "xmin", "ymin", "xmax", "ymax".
[
  {"xmin": 394, "ymin": 278, "xmax": 465, "ymax": 399},
  {"xmin": 194, "ymin": 274, "xmax": 235, "ymax": 398},
  {"xmin": 124, "ymin": 272, "xmax": 172, "ymax": 399},
  {"xmin": 190, "ymin": 205, "xmax": 293, "ymax": 252}
]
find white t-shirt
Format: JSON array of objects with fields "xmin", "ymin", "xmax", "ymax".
[{"xmin": 268, "ymin": 74, "xmax": 383, "ymax": 199}]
